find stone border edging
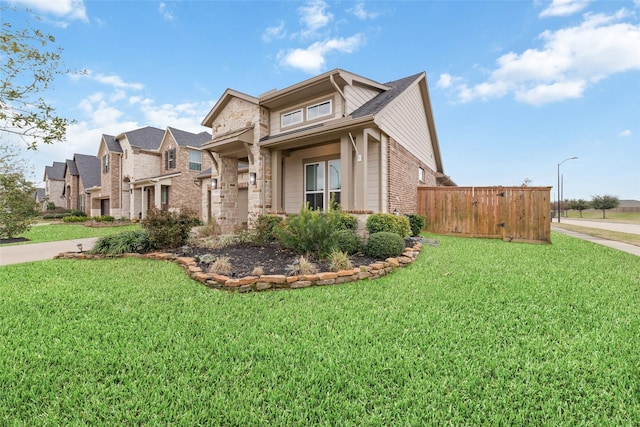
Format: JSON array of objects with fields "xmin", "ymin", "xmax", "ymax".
[{"xmin": 55, "ymin": 242, "xmax": 423, "ymax": 292}]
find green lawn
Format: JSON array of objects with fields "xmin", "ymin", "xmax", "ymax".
[
  {"xmin": 563, "ymin": 209, "xmax": 640, "ymax": 223},
  {"xmin": 1, "ymin": 223, "xmax": 141, "ymax": 245},
  {"xmin": 1, "ymin": 233, "xmax": 639, "ymax": 424}
]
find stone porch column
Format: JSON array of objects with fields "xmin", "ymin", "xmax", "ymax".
[{"xmin": 211, "ymin": 157, "xmax": 239, "ymax": 234}]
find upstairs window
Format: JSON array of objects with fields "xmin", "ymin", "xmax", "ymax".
[
  {"xmin": 307, "ymin": 100, "xmax": 332, "ymax": 120},
  {"xmin": 418, "ymin": 167, "xmax": 425, "ymax": 182},
  {"xmin": 281, "ymin": 109, "xmax": 303, "ymax": 128},
  {"xmin": 189, "ymin": 149, "xmax": 202, "ymax": 171},
  {"xmin": 165, "ymin": 148, "xmax": 176, "ymax": 170},
  {"xmin": 102, "ymin": 154, "xmax": 109, "ymax": 173}
]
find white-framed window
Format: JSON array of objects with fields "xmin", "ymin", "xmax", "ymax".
[
  {"xmin": 281, "ymin": 109, "xmax": 303, "ymax": 128},
  {"xmin": 165, "ymin": 148, "xmax": 176, "ymax": 170},
  {"xmin": 189, "ymin": 149, "xmax": 202, "ymax": 171},
  {"xmin": 304, "ymin": 159, "xmax": 341, "ymax": 211},
  {"xmin": 418, "ymin": 167, "xmax": 425, "ymax": 182},
  {"xmin": 307, "ymin": 100, "xmax": 332, "ymax": 120}
]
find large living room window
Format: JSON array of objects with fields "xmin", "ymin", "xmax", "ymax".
[
  {"xmin": 304, "ymin": 159, "xmax": 341, "ymax": 211},
  {"xmin": 281, "ymin": 109, "xmax": 303, "ymax": 128},
  {"xmin": 307, "ymin": 100, "xmax": 332, "ymax": 120}
]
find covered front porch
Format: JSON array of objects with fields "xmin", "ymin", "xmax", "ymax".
[{"xmin": 130, "ymin": 173, "xmax": 179, "ymax": 219}]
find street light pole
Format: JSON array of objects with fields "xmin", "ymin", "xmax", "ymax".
[{"xmin": 557, "ymin": 157, "xmax": 578, "ymax": 223}]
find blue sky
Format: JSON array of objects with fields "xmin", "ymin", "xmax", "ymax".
[{"xmin": 5, "ymin": 0, "xmax": 640, "ymax": 201}]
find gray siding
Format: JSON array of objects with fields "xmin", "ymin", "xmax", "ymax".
[
  {"xmin": 378, "ymin": 83, "xmax": 437, "ymax": 171},
  {"xmin": 345, "ymin": 84, "xmax": 382, "ymax": 115}
]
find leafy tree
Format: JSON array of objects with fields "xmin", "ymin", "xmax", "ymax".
[
  {"xmin": 0, "ymin": 172, "xmax": 38, "ymax": 239},
  {"xmin": 1, "ymin": 6, "xmax": 77, "ymax": 150},
  {"xmin": 591, "ymin": 195, "xmax": 619, "ymax": 219},
  {"xmin": 567, "ymin": 198, "xmax": 589, "ymax": 218}
]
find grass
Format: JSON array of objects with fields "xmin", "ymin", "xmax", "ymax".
[
  {"xmin": 553, "ymin": 222, "xmax": 640, "ymax": 247},
  {"xmin": 563, "ymin": 210, "xmax": 640, "ymax": 223},
  {"xmin": 1, "ymin": 223, "xmax": 141, "ymax": 245},
  {"xmin": 1, "ymin": 233, "xmax": 639, "ymax": 424}
]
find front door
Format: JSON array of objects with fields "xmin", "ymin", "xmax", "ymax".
[{"xmin": 100, "ymin": 199, "xmax": 110, "ymax": 216}]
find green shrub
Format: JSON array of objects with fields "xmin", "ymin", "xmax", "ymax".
[
  {"xmin": 255, "ymin": 214, "xmax": 283, "ymax": 244},
  {"xmin": 327, "ymin": 249, "xmax": 353, "ymax": 272},
  {"xmin": 142, "ymin": 207, "xmax": 201, "ymax": 249},
  {"xmin": 46, "ymin": 202, "xmax": 56, "ymax": 211},
  {"xmin": 89, "ymin": 230, "xmax": 155, "ymax": 255},
  {"xmin": 42, "ymin": 213, "xmax": 66, "ymax": 220},
  {"xmin": 406, "ymin": 214, "xmax": 425, "ymax": 237},
  {"xmin": 365, "ymin": 232, "xmax": 405, "ymax": 259},
  {"xmin": 65, "ymin": 209, "xmax": 87, "ymax": 217},
  {"xmin": 62, "ymin": 215, "xmax": 88, "ymax": 223},
  {"xmin": 275, "ymin": 205, "xmax": 340, "ymax": 257},
  {"xmin": 332, "ymin": 229, "xmax": 362, "ymax": 254},
  {"xmin": 334, "ymin": 212, "xmax": 358, "ymax": 231},
  {"xmin": 366, "ymin": 213, "xmax": 410, "ymax": 238}
]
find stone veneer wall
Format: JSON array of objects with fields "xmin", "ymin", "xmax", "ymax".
[
  {"xmin": 387, "ymin": 137, "xmax": 437, "ymax": 214},
  {"xmin": 56, "ymin": 241, "xmax": 423, "ymax": 293}
]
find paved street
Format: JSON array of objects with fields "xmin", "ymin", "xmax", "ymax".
[
  {"xmin": 555, "ymin": 219, "xmax": 640, "ymax": 235},
  {"xmin": 0, "ymin": 237, "xmax": 99, "ymax": 266}
]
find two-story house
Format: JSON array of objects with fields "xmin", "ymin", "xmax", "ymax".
[
  {"xmin": 87, "ymin": 125, "xmax": 211, "ymax": 220},
  {"xmin": 62, "ymin": 154, "xmax": 101, "ymax": 214},
  {"xmin": 42, "ymin": 161, "xmax": 66, "ymax": 209},
  {"xmin": 199, "ymin": 69, "xmax": 453, "ymax": 233},
  {"xmin": 130, "ymin": 127, "xmax": 211, "ymax": 219}
]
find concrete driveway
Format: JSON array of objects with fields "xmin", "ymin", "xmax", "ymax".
[{"xmin": 0, "ymin": 237, "xmax": 99, "ymax": 266}]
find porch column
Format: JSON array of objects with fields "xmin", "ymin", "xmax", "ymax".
[
  {"xmin": 353, "ymin": 130, "xmax": 369, "ymax": 210},
  {"xmin": 271, "ymin": 149, "xmax": 282, "ymax": 212},
  {"xmin": 340, "ymin": 135, "xmax": 353, "ymax": 211},
  {"xmin": 211, "ymin": 157, "xmax": 239, "ymax": 234},
  {"xmin": 154, "ymin": 182, "xmax": 161, "ymax": 208},
  {"xmin": 141, "ymin": 187, "xmax": 148, "ymax": 218}
]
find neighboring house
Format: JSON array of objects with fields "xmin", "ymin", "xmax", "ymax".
[
  {"xmin": 62, "ymin": 154, "xmax": 101, "ymax": 215},
  {"xmin": 88, "ymin": 125, "xmax": 211, "ymax": 220},
  {"xmin": 42, "ymin": 161, "xmax": 66, "ymax": 209},
  {"xmin": 130, "ymin": 126, "xmax": 212, "ymax": 219},
  {"xmin": 198, "ymin": 69, "xmax": 453, "ymax": 233},
  {"xmin": 34, "ymin": 188, "xmax": 46, "ymax": 211}
]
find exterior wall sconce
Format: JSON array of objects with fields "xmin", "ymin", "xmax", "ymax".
[
  {"xmin": 249, "ymin": 172, "xmax": 257, "ymax": 186},
  {"xmin": 211, "ymin": 178, "xmax": 218, "ymax": 189}
]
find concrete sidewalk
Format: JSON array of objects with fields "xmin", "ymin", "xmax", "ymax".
[
  {"xmin": 551, "ymin": 226, "xmax": 640, "ymax": 257},
  {"xmin": 0, "ymin": 237, "xmax": 99, "ymax": 266}
]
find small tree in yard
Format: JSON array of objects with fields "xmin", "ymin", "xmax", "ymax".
[
  {"xmin": 567, "ymin": 198, "xmax": 589, "ymax": 218},
  {"xmin": 591, "ymin": 195, "xmax": 619, "ymax": 219},
  {"xmin": 0, "ymin": 173, "xmax": 38, "ymax": 239}
]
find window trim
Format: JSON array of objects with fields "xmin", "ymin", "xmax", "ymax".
[
  {"xmin": 188, "ymin": 149, "xmax": 202, "ymax": 171},
  {"xmin": 418, "ymin": 167, "xmax": 425, "ymax": 183},
  {"xmin": 165, "ymin": 148, "xmax": 176, "ymax": 170},
  {"xmin": 103, "ymin": 154, "xmax": 109, "ymax": 174},
  {"xmin": 304, "ymin": 158, "xmax": 341, "ymax": 211},
  {"xmin": 281, "ymin": 108, "xmax": 303, "ymax": 128}
]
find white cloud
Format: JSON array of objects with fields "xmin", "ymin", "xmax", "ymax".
[
  {"xmin": 619, "ymin": 129, "xmax": 632, "ymax": 137},
  {"xmin": 540, "ymin": 0, "xmax": 591, "ymax": 17},
  {"xmin": 262, "ymin": 21, "xmax": 286, "ymax": 42},
  {"xmin": 350, "ymin": 1, "xmax": 378, "ymax": 20},
  {"xmin": 444, "ymin": 9, "xmax": 640, "ymax": 105},
  {"xmin": 436, "ymin": 73, "xmax": 453, "ymax": 89},
  {"xmin": 279, "ymin": 34, "xmax": 364, "ymax": 74},
  {"xmin": 10, "ymin": 0, "xmax": 88, "ymax": 22},
  {"xmin": 80, "ymin": 70, "xmax": 145, "ymax": 91},
  {"xmin": 298, "ymin": 0, "xmax": 333, "ymax": 39},
  {"xmin": 158, "ymin": 2, "xmax": 174, "ymax": 22}
]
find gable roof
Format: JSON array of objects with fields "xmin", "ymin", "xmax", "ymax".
[
  {"xmin": 201, "ymin": 89, "xmax": 258, "ymax": 128},
  {"xmin": 35, "ymin": 188, "xmax": 46, "ymax": 202},
  {"xmin": 352, "ymin": 72, "xmax": 423, "ymax": 118},
  {"xmin": 44, "ymin": 161, "xmax": 66, "ymax": 181},
  {"xmin": 65, "ymin": 159, "xmax": 79, "ymax": 176},
  {"xmin": 74, "ymin": 154, "xmax": 101, "ymax": 189},
  {"xmin": 118, "ymin": 126, "xmax": 165, "ymax": 151},
  {"xmin": 167, "ymin": 127, "xmax": 211, "ymax": 148},
  {"xmin": 103, "ymin": 134, "xmax": 122, "ymax": 153}
]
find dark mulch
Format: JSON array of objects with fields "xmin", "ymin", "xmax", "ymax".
[
  {"xmin": 176, "ymin": 242, "xmax": 382, "ymax": 278},
  {"xmin": 0, "ymin": 237, "xmax": 30, "ymax": 245}
]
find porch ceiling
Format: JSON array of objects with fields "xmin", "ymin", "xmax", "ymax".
[{"xmin": 201, "ymin": 126, "xmax": 254, "ymax": 159}]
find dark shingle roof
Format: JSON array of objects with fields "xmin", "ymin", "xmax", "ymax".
[
  {"xmin": 45, "ymin": 161, "xmax": 67, "ymax": 180},
  {"xmin": 66, "ymin": 159, "xmax": 79, "ymax": 176},
  {"xmin": 351, "ymin": 72, "xmax": 422, "ymax": 118},
  {"xmin": 103, "ymin": 134, "xmax": 122, "ymax": 153},
  {"xmin": 168, "ymin": 127, "xmax": 211, "ymax": 148},
  {"xmin": 35, "ymin": 188, "xmax": 46, "ymax": 202},
  {"xmin": 124, "ymin": 126, "xmax": 165, "ymax": 150},
  {"xmin": 74, "ymin": 154, "xmax": 101, "ymax": 189}
]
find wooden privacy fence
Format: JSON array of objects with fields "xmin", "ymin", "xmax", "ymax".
[{"xmin": 417, "ymin": 186, "xmax": 552, "ymax": 244}]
